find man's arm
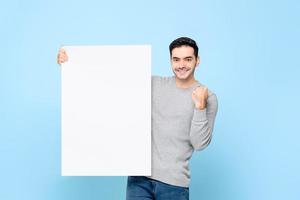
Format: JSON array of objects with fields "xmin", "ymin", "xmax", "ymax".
[{"xmin": 190, "ymin": 90, "xmax": 218, "ymax": 151}]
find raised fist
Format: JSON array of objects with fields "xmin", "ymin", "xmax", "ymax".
[{"xmin": 192, "ymin": 86, "xmax": 208, "ymax": 110}]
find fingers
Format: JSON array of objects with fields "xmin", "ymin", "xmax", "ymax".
[
  {"xmin": 192, "ymin": 86, "xmax": 208, "ymax": 99},
  {"xmin": 192, "ymin": 86, "xmax": 208, "ymax": 110},
  {"xmin": 57, "ymin": 47, "xmax": 69, "ymax": 65},
  {"xmin": 193, "ymin": 86, "xmax": 208, "ymax": 93}
]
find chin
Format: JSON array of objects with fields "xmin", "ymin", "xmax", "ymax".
[
  {"xmin": 172, "ymin": 68, "xmax": 194, "ymax": 80},
  {"xmin": 173, "ymin": 68, "xmax": 193, "ymax": 80},
  {"xmin": 175, "ymin": 73, "xmax": 190, "ymax": 80}
]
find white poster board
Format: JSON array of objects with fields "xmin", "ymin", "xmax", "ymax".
[{"xmin": 61, "ymin": 45, "xmax": 151, "ymax": 176}]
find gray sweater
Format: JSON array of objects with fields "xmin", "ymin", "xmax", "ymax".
[{"xmin": 147, "ymin": 76, "xmax": 218, "ymax": 187}]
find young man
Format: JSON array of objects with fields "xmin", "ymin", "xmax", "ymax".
[{"xmin": 57, "ymin": 37, "xmax": 218, "ymax": 200}]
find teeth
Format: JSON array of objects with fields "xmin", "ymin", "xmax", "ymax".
[{"xmin": 178, "ymin": 69, "xmax": 187, "ymax": 72}]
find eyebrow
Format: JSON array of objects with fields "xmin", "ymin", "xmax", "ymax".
[{"xmin": 172, "ymin": 56, "xmax": 194, "ymax": 59}]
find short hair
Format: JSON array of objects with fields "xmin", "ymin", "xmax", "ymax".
[{"xmin": 169, "ymin": 37, "xmax": 199, "ymax": 58}]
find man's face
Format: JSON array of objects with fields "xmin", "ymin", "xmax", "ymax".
[{"xmin": 171, "ymin": 45, "xmax": 199, "ymax": 81}]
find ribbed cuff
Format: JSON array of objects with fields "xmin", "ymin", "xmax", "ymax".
[{"xmin": 193, "ymin": 108, "xmax": 207, "ymax": 122}]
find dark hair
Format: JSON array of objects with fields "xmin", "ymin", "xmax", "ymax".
[{"xmin": 169, "ymin": 37, "xmax": 199, "ymax": 58}]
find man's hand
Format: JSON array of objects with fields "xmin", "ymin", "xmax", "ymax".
[
  {"xmin": 192, "ymin": 86, "xmax": 208, "ymax": 110},
  {"xmin": 57, "ymin": 48, "xmax": 68, "ymax": 65}
]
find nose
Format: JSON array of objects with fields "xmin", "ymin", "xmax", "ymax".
[{"xmin": 179, "ymin": 60, "xmax": 186, "ymax": 68}]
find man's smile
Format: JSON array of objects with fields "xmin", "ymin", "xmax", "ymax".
[{"xmin": 176, "ymin": 67, "xmax": 190, "ymax": 75}]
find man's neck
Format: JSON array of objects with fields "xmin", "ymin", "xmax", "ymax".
[{"xmin": 175, "ymin": 76, "xmax": 197, "ymax": 89}]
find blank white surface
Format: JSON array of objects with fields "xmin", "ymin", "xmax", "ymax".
[{"xmin": 61, "ymin": 45, "xmax": 151, "ymax": 176}]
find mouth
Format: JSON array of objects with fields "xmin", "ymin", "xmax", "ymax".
[{"xmin": 176, "ymin": 68, "xmax": 190, "ymax": 76}]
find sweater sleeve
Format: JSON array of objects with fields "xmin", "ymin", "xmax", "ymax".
[{"xmin": 189, "ymin": 93, "xmax": 218, "ymax": 151}]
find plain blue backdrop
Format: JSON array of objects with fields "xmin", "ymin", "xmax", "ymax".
[{"xmin": 1, "ymin": 0, "xmax": 299, "ymax": 199}]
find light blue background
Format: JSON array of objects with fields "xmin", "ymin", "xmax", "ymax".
[{"xmin": 1, "ymin": 0, "xmax": 299, "ymax": 199}]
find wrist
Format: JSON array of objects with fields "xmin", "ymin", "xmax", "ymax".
[
  {"xmin": 195, "ymin": 104, "xmax": 206, "ymax": 110},
  {"xmin": 195, "ymin": 105, "xmax": 206, "ymax": 110},
  {"xmin": 195, "ymin": 101, "xmax": 206, "ymax": 110}
]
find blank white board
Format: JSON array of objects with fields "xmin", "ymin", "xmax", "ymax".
[{"xmin": 61, "ymin": 45, "xmax": 151, "ymax": 176}]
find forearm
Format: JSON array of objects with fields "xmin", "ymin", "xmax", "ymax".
[
  {"xmin": 190, "ymin": 109, "xmax": 212, "ymax": 150},
  {"xmin": 190, "ymin": 94, "xmax": 218, "ymax": 151}
]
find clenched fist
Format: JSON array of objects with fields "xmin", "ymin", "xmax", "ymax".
[{"xmin": 192, "ymin": 86, "xmax": 208, "ymax": 110}]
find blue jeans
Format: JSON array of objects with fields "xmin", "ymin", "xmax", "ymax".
[{"xmin": 126, "ymin": 176, "xmax": 189, "ymax": 200}]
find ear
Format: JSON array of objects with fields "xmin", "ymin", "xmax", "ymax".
[{"xmin": 196, "ymin": 56, "xmax": 200, "ymax": 66}]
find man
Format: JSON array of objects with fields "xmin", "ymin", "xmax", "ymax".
[{"xmin": 57, "ymin": 37, "xmax": 218, "ymax": 200}]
